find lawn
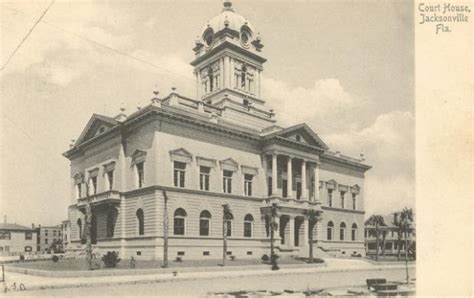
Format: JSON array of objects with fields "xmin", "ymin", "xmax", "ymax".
[{"xmin": 8, "ymin": 255, "xmax": 319, "ymax": 272}]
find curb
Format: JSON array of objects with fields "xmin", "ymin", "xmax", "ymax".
[{"xmin": 4, "ymin": 264, "xmax": 416, "ymax": 292}]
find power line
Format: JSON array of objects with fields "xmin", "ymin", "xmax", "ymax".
[
  {"xmin": 1, "ymin": 0, "xmax": 55, "ymax": 71},
  {"xmin": 0, "ymin": 4, "xmax": 196, "ymax": 83}
]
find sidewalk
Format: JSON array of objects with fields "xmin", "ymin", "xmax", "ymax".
[{"xmin": 1, "ymin": 259, "xmax": 415, "ymax": 292}]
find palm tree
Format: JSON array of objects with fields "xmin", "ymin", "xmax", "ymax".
[
  {"xmin": 400, "ymin": 207, "xmax": 414, "ymax": 285},
  {"xmin": 392, "ymin": 212, "xmax": 404, "ymax": 261},
  {"xmin": 269, "ymin": 203, "xmax": 279, "ymax": 270},
  {"xmin": 305, "ymin": 209, "xmax": 322, "ymax": 263},
  {"xmin": 84, "ymin": 182, "xmax": 93, "ymax": 270},
  {"xmin": 365, "ymin": 215, "xmax": 385, "ymax": 261},
  {"xmin": 162, "ymin": 190, "xmax": 169, "ymax": 268},
  {"xmin": 222, "ymin": 204, "xmax": 232, "ymax": 266}
]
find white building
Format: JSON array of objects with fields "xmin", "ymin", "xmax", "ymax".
[{"xmin": 64, "ymin": 1, "xmax": 371, "ymax": 260}]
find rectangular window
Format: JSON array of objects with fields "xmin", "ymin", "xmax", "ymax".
[
  {"xmin": 244, "ymin": 222, "xmax": 252, "ymax": 237},
  {"xmin": 174, "ymin": 218, "xmax": 185, "ymax": 235},
  {"xmin": 45, "ymin": 230, "xmax": 48, "ymax": 236},
  {"xmin": 244, "ymin": 174, "xmax": 253, "ymax": 196},
  {"xmin": 328, "ymin": 190, "xmax": 333, "ymax": 207},
  {"xmin": 246, "ymin": 251, "xmax": 253, "ymax": 255},
  {"xmin": 53, "ymin": 230, "xmax": 56, "ymax": 236},
  {"xmin": 25, "ymin": 232, "xmax": 32, "ymax": 240},
  {"xmin": 203, "ymin": 251, "xmax": 210, "ymax": 256},
  {"xmin": 91, "ymin": 176, "xmax": 98, "ymax": 194},
  {"xmin": 296, "ymin": 182, "xmax": 302, "ymax": 200},
  {"xmin": 107, "ymin": 171, "xmax": 114, "ymax": 190},
  {"xmin": 352, "ymin": 193, "xmax": 357, "ymax": 210},
  {"xmin": 341, "ymin": 192, "xmax": 345, "ymax": 209},
  {"xmin": 173, "ymin": 161, "xmax": 186, "ymax": 188},
  {"xmin": 45, "ymin": 239, "xmax": 48, "ymax": 244},
  {"xmin": 282, "ymin": 179, "xmax": 288, "ymax": 198},
  {"xmin": 136, "ymin": 162, "xmax": 145, "ymax": 188},
  {"xmin": 223, "ymin": 170, "xmax": 232, "ymax": 194},
  {"xmin": 199, "ymin": 166, "xmax": 210, "ymax": 191},
  {"xmin": 177, "ymin": 251, "xmax": 185, "ymax": 256},
  {"xmin": 0, "ymin": 231, "xmax": 11, "ymax": 240},
  {"xmin": 267, "ymin": 177, "xmax": 272, "ymax": 196}
]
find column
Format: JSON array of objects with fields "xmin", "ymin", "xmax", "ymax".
[
  {"xmin": 229, "ymin": 58, "xmax": 234, "ymax": 88},
  {"xmin": 287, "ymin": 156, "xmax": 293, "ymax": 198},
  {"xmin": 219, "ymin": 58, "xmax": 224, "ymax": 90},
  {"xmin": 301, "ymin": 160, "xmax": 307, "ymax": 200},
  {"xmin": 313, "ymin": 163, "xmax": 320, "ymax": 202},
  {"xmin": 303, "ymin": 217, "xmax": 309, "ymax": 246},
  {"xmin": 288, "ymin": 216, "xmax": 295, "ymax": 247},
  {"xmin": 271, "ymin": 153, "xmax": 278, "ymax": 196},
  {"xmin": 196, "ymin": 70, "xmax": 201, "ymax": 99}
]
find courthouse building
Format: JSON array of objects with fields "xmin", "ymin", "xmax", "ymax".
[{"xmin": 64, "ymin": 1, "xmax": 371, "ymax": 260}]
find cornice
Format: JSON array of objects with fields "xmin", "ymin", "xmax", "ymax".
[
  {"xmin": 320, "ymin": 153, "xmax": 371, "ymax": 172},
  {"xmin": 321, "ymin": 206, "xmax": 365, "ymax": 215},
  {"xmin": 191, "ymin": 40, "xmax": 267, "ymax": 66}
]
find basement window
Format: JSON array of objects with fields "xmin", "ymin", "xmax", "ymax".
[{"xmin": 177, "ymin": 251, "xmax": 185, "ymax": 256}]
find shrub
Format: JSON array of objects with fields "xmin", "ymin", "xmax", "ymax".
[
  {"xmin": 52, "ymin": 255, "xmax": 59, "ymax": 263},
  {"xmin": 101, "ymin": 251, "xmax": 121, "ymax": 268},
  {"xmin": 230, "ymin": 255, "xmax": 236, "ymax": 261},
  {"xmin": 175, "ymin": 256, "xmax": 182, "ymax": 262},
  {"xmin": 19, "ymin": 255, "xmax": 25, "ymax": 262},
  {"xmin": 261, "ymin": 254, "xmax": 269, "ymax": 262},
  {"xmin": 270, "ymin": 253, "xmax": 279, "ymax": 263}
]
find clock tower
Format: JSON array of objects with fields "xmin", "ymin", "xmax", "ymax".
[{"xmin": 191, "ymin": 0, "xmax": 268, "ymax": 112}]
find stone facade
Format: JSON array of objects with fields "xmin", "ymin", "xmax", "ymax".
[{"xmin": 64, "ymin": 1, "xmax": 371, "ymax": 261}]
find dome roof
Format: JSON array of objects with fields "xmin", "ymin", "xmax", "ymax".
[{"xmin": 202, "ymin": 1, "xmax": 254, "ymax": 36}]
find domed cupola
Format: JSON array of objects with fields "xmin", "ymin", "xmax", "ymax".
[
  {"xmin": 199, "ymin": 0, "xmax": 259, "ymax": 50},
  {"xmin": 191, "ymin": 0, "xmax": 270, "ymax": 118}
]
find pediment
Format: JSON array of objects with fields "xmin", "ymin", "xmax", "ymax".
[
  {"xmin": 267, "ymin": 123, "xmax": 328, "ymax": 150},
  {"xmin": 220, "ymin": 158, "xmax": 239, "ymax": 172},
  {"xmin": 169, "ymin": 148, "xmax": 193, "ymax": 158},
  {"xmin": 75, "ymin": 114, "xmax": 118, "ymax": 146}
]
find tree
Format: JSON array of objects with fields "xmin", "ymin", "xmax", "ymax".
[
  {"xmin": 269, "ymin": 203, "xmax": 279, "ymax": 270},
  {"xmin": 305, "ymin": 208, "xmax": 322, "ymax": 263},
  {"xmin": 400, "ymin": 207, "xmax": 414, "ymax": 285},
  {"xmin": 392, "ymin": 212, "xmax": 404, "ymax": 261},
  {"xmin": 365, "ymin": 215, "xmax": 385, "ymax": 261},
  {"xmin": 84, "ymin": 182, "xmax": 93, "ymax": 270},
  {"xmin": 162, "ymin": 190, "xmax": 169, "ymax": 268},
  {"xmin": 222, "ymin": 204, "xmax": 232, "ymax": 266}
]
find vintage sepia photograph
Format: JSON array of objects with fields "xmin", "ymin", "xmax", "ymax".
[{"xmin": 3, "ymin": 0, "xmax": 457, "ymax": 296}]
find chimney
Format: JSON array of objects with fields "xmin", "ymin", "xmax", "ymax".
[
  {"xmin": 360, "ymin": 153, "xmax": 365, "ymax": 162},
  {"xmin": 335, "ymin": 151, "xmax": 341, "ymax": 157},
  {"xmin": 32, "ymin": 223, "xmax": 35, "ymax": 229},
  {"xmin": 3, "ymin": 215, "xmax": 6, "ymax": 224}
]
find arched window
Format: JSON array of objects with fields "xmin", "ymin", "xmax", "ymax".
[
  {"xmin": 200, "ymin": 210, "xmax": 211, "ymax": 236},
  {"xmin": 174, "ymin": 208, "xmax": 187, "ymax": 235},
  {"xmin": 77, "ymin": 219, "xmax": 82, "ymax": 240},
  {"xmin": 243, "ymin": 214, "xmax": 254, "ymax": 238},
  {"xmin": 136, "ymin": 209, "xmax": 144, "ymax": 236},
  {"xmin": 351, "ymin": 223, "xmax": 358, "ymax": 241},
  {"xmin": 224, "ymin": 212, "xmax": 234, "ymax": 237},
  {"xmin": 327, "ymin": 221, "xmax": 334, "ymax": 240},
  {"xmin": 106, "ymin": 210, "xmax": 116, "ymax": 238},
  {"xmin": 340, "ymin": 222, "xmax": 346, "ymax": 241}
]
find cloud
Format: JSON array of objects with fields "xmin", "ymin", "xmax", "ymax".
[
  {"xmin": 324, "ymin": 111, "xmax": 415, "ymax": 216},
  {"xmin": 262, "ymin": 77, "xmax": 367, "ymax": 133}
]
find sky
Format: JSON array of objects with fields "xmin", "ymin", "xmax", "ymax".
[{"xmin": 0, "ymin": 0, "xmax": 414, "ymax": 226}]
